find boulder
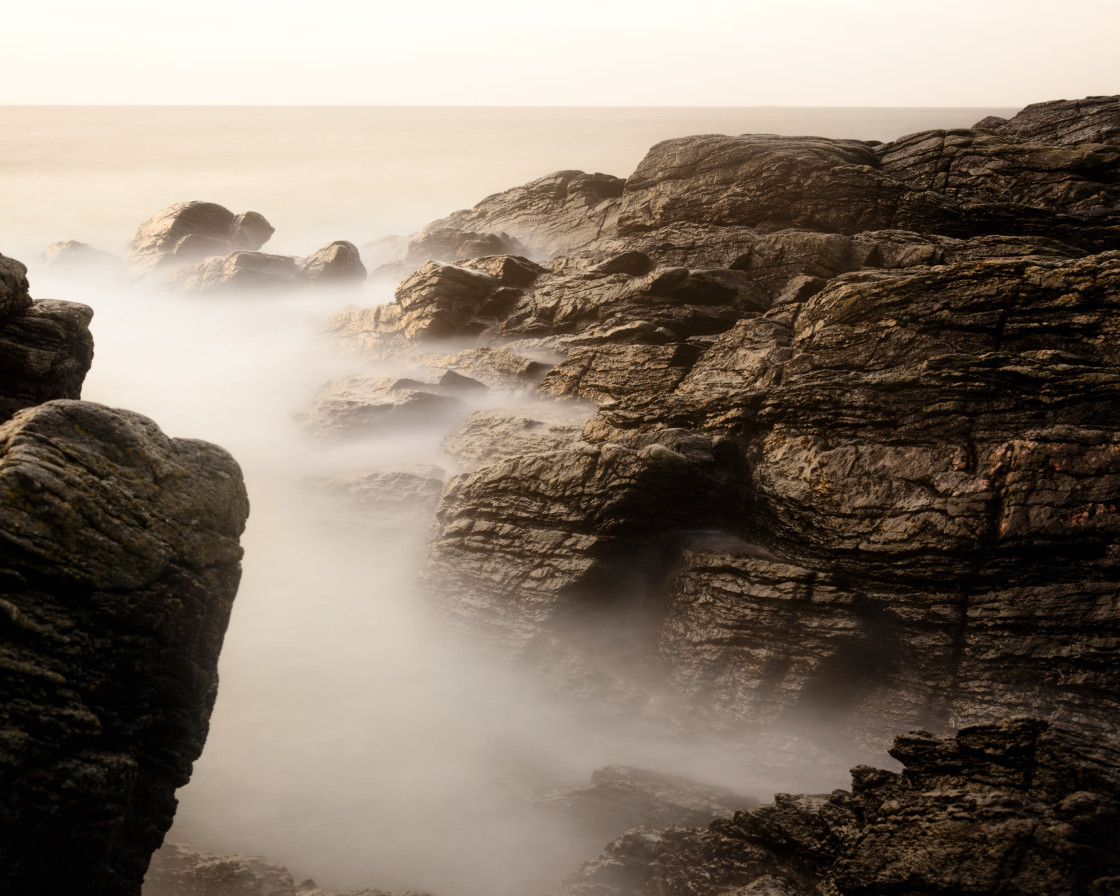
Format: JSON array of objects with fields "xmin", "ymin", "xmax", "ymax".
[
  {"xmin": 0, "ymin": 400, "xmax": 249, "ymax": 896},
  {"xmin": 298, "ymin": 240, "xmax": 367, "ymax": 283},
  {"xmin": 0, "ymin": 253, "xmax": 94, "ymax": 425},
  {"xmin": 170, "ymin": 251, "xmax": 299, "ymax": 293},
  {"xmin": 124, "ymin": 201, "xmax": 274, "ymax": 277}
]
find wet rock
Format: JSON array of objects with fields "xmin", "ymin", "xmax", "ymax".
[
  {"xmin": 558, "ymin": 718, "xmax": 1120, "ymax": 896},
  {"xmin": 0, "ymin": 253, "xmax": 94, "ymax": 424},
  {"xmin": 294, "ymin": 374, "xmax": 469, "ymax": 440},
  {"xmin": 426, "ymin": 346, "xmax": 551, "ymax": 391},
  {"xmin": 539, "ymin": 343, "xmax": 703, "ymax": 404},
  {"xmin": 298, "ymin": 240, "xmax": 367, "ymax": 283},
  {"xmin": 461, "ymin": 253, "xmax": 547, "ymax": 287},
  {"xmin": 124, "ymin": 201, "xmax": 274, "ymax": 276},
  {"xmin": 0, "ymin": 400, "xmax": 249, "ymax": 896},
  {"xmin": 422, "ymin": 170, "xmax": 626, "ymax": 257}
]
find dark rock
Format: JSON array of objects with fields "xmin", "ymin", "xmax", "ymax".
[
  {"xmin": 558, "ymin": 718, "xmax": 1120, "ymax": 896},
  {"xmin": 0, "ymin": 254, "xmax": 94, "ymax": 424},
  {"xmin": 539, "ymin": 343, "xmax": 703, "ymax": 404},
  {"xmin": 461, "ymin": 253, "xmax": 547, "ymax": 287},
  {"xmin": 985, "ymin": 95, "xmax": 1120, "ymax": 146},
  {"xmin": 421, "ymin": 170, "xmax": 626, "ymax": 257},
  {"xmin": 298, "ymin": 240, "xmax": 367, "ymax": 283},
  {"xmin": 0, "ymin": 400, "xmax": 249, "ymax": 896},
  {"xmin": 124, "ymin": 201, "xmax": 274, "ymax": 276},
  {"xmin": 589, "ymin": 251, "xmax": 654, "ymax": 277}
]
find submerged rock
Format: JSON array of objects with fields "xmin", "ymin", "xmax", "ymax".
[
  {"xmin": 0, "ymin": 400, "xmax": 249, "ymax": 896},
  {"xmin": 170, "ymin": 250, "xmax": 299, "ymax": 293}
]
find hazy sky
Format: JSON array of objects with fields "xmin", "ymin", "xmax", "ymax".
[{"xmin": 5, "ymin": 0, "xmax": 1118, "ymax": 105}]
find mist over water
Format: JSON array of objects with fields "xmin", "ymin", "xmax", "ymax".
[{"xmin": 13, "ymin": 105, "xmax": 1013, "ymax": 895}]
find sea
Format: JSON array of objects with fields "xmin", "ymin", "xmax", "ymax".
[{"xmin": 2, "ymin": 105, "xmax": 1016, "ymax": 896}]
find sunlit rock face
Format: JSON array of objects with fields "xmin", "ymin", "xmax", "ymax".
[
  {"xmin": 124, "ymin": 201, "xmax": 275, "ymax": 277},
  {"xmin": 312, "ymin": 96, "xmax": 1120, "ymax": 758}
]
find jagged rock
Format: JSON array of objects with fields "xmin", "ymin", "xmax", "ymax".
[
  {"xmin": 539, "ymin": 343, "xmax": 702, "ymax": 403},
  {"xmin": 0, "ymin": 400, "xmax": 249, "ymax": 896},
  {"xmin": 124, "ymin": 201, "xmax": 274, "ymax": 276},
  {"xmin": 538, "ymin": 765, "xmax": 757, "ymax": 844},
  {"xmin": 440, "ymin": 406, "xmax": 589, "ymax": 468},
  {"xmin": 420, "ymin": 170, "xmax": 625, "ymax": 257},
  {"xmin": 0, "ymin": 253, "xmax": 94, "ymax": 424},
  {"xmin": 460, "ymin": 253, "xmax": 547, "ymax": 287},
  {"xmin": 294, "ymin": 374, "xmax": 469, "ymax": 440},
  {"xmin": 41, "ymin": 240, "xmax": 122, "ymax": 277},
  {"xmin": 983, "ymin": 94, "xmax": 1120, "ymax": 145},
  {"xmin": 298, "ymin": 240, "xmax": 367, "ymax": 282},
  {"xmin": 558, "ymin": 718, "xmax": 1120, "ymax": 896},
  {"xmin": 170, "ymin": 251, "xmax": 299, "ymax": 293}
]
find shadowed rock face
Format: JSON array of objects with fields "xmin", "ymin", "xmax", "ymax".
[
  {"xmin": 0, "ymin": 400, "xmax": 250, "ymax": 896},
  {"xmin": 0, "ymin": 252, "xmax": 94, "ymax": 424}
]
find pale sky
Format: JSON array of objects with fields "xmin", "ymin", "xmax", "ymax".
[{"xmin": 4, "ymin": 0, "xmax": 1118, "ymax": 106}]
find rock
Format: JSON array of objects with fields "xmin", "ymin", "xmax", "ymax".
[
  {"xmin": 298, "ymin": 240, "xmax": 367, "ymax": 283},
  {"xmin": 124, "ymin": 201, "xmax": 274, "ymax": 277},
  {"xmin": 170, "ymin": 251, "xmax": 299, "ymax": 293},
  {"xmin": 0, "ymin": 253, "xmax": 94, "ymax": 424},
  {"xmin": 558, "ymin": 718, "xmax": 1120, "ymax": 896},
  {"xmin": 294, "ymin": 374, "xmax": 469, "ymax": 440},
  {"xmin": 421, "ymin": 170, "xmax": 626, "ymax": 257},
  {"xmin": 375, "ymin": 228, "xmax": 529, "ymax": 278},
  {"xmin": 538, "ymin": 765, "xmax": 757, "ymax": 844},
  {"xmin": 461, "ymin": 253, "xmax": 547, "ymax": 287},
  {"xmin": 145, "ymin": 841, "xmax": 429, "ymax": 896},
  {"xmin": 589, "ymin": 251, "xmax": 654, "ymax": 276},
  {"xmin": 984, "ymin": 94, "xmax": 1120, "ymax": 145},
  {"xmin": 426, "ymin": 346, "xmax": 551, "ymax": 391},
  {"xmin": 41, "ymin": 240, "xmax": 122, "ymax": 277},
  {"xmin": 538, "ymin": 343, "xmax": 703, "ymax": 404},
  {"xmin": 0, "ymin": 400, "xmax": 249, "ymax": 896},
  {"xmin": 440, "ymin": 407, "xmax": 589, "ymax": 468}
]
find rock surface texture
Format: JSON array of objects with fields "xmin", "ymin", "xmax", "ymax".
[
  {"xmin": 558, "ymin": 718, "xmax": 1120, "ymax": 896},
  {"xmin": 320, "ymin": 96, "xmax": 1120, "ymax": 762},
  {"xmin": 0, "ymin": 401, "xmax": 250, "ymax": 896},
  {"xmin": 0, "ymin": 254, "xmax": 250, "ymax": 895},
  {"xmin": 0, "ymin": 252, "xmax": 94, "ymax": 424}
]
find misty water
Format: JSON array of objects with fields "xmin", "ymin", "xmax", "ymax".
[{"xmin": 7, "ymin": 105, "xmax": 1013, "ymax": 895}]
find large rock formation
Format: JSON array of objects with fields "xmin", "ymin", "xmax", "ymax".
[
  {"xmin": 558, "ymin": 717, "xmax": 1120, "ymax": 896},
  {"xmin": 0, "ymin": 401, "xmax": 250, "ymax": 896},
  {"xmin": 0, "ymin": 253, "xmax": 250, "ymax": 895},
  {"xmin": 320, "ymin": 96, "xmax": 1120, "ymax": 762},
  {"xmin": 0, "ymin": 251, "xmax": 94, "ymax": 424}
]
